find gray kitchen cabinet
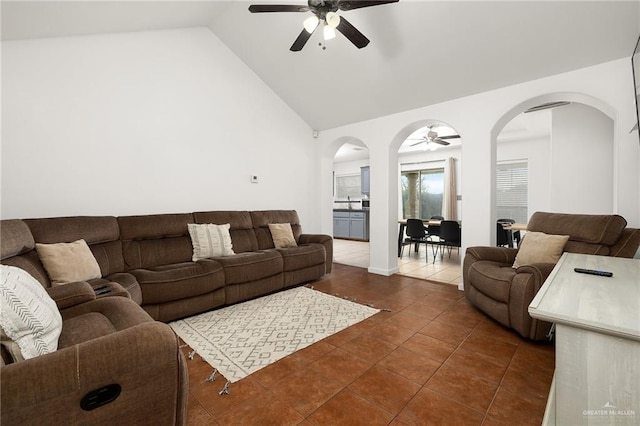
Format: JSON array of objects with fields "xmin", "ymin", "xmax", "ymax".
[
  {"xmin": 333, "ymin": 211, "xmax": 350, "ymax": 239},
  {"xmin": 360, "ymin": 166, "xmax": 370, "ymax": 195},
  {"xmin": 333, "ymin": 210, "xmax": 369, "ymax": 241}
]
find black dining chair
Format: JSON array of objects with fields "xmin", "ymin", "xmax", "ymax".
[
  {"xmin": 424, "ymin": 215, "xmax": 444, "ymax": 258},
  {"xmin": 437, "ymin": 220, "xmax": 462, "ymax": 262},
  {"xmin": 402, "ymin": 218, "xmax": 429, "ymax": 257},
  {"xmin": 497, "ymin": 218, "xmax": 520, "ymax": 248}
]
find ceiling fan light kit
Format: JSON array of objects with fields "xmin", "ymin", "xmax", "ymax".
[{"xmin": 248, "ymin": 0, "xmax": 399, "ymax": 51}]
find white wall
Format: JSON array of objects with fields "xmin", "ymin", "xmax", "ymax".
[
  {"xmin": 1, "ymin": 28, "xmax": 321, "ymax": 230},
  {"xmin": 318, "ymin": 58, "xmax": 640, "ymax": 278},
  {"xmin": 550, "ymin": 103, "xmax": 614, "ymax": 214}
]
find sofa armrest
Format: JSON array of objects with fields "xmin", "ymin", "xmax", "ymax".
[
  {"xmin": 1, "ymin": 321, "xmax": 187, "ymax": 425},
  {"xmin": 299, "ymin": 234, "xmax": 333, "ymax": 274},
  {"xmin": 46, "ymin": 281, "xmax": 96, "ymax": 310},
  {"xmin": 465, "ymin": 246, "xmax": 518, "ymax": 265},
  {"xmin": 515, "ymin": 262, "xmax": 557, "ymax": 292}
]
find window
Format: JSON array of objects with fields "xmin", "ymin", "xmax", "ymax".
[
  {"xmin": 496, "ymin": 161, "xmax": 528, "ymax": 223},
  {"xmin": 401, "ymin": 168, "xmax": 444, "ymax": 219},
  {"xmin": 335, "ymin": 174, "xmax": 361, "ymax": 199}
]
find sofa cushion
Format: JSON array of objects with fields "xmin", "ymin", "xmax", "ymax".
[
  {"xmin": 527, "ymin": 212, "xmax": 627, "ymax": 245},
  {"xmin": 513, "ymin": 232, "xmax": 569, "ymax": 268},
  {"xmin": 213, "ymin": 250, "xmax": 283, "ymax": 285},
  {"xmin": 36, "ymin": 239, "xmax": 102, "ymax": 285},
  {"xmin": 26, "ymin": 216, "xmax": 126, "ymax": 277},
  {"xmin": 466, "ymin": 261, "xmax": 515, "ymax": 303},
  {"xmin": 188, "ymin": 223, "xmax": 235, "ymax": 260},
  {"xmin": 130, "ymin": 260, "xmax": 225, "ymax": 305},
  {"xmin": 269, "ymin": 223, "xmax": 298, "ymax": 249},
  {"xmin": 119, "ymin": 214, "xmax": 195, "ymax": 269},
  {"xmin": 193, "ymin": 211, "xmax": 259, "ymax": 253},
  {"xmin": 0, "ymin": 265, "xmax": 63, "ymax": 359},
  {"xmin": 278, "ymin": 244, "xmax": 325, "ymax": 272},
  {"xmin": 0, "ymin": 220, "xmax": 34, "ymax": 260},
  {"xmin": 251, "ymin": 210, "xmax": 302, "ymax": 250}
]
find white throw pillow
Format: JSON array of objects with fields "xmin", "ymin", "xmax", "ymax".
[
  {"xmin": 268, "ymin": 223, "xmax": 298, "ymax": 249},
  {"xmin": 0, "ymin": 265, "xmax": 63, "ymax": 360},
  {"xmin": 188, "ymin": 223, "xmax": 235, "ymax": 261},
  {"xmin": 36, "ymin": 239, "xmax": 101, "ymax": 285}
]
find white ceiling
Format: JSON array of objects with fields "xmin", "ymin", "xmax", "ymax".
[{"xmin": 2, "ymin": 1, "xmax": 639, "ymax": 131}]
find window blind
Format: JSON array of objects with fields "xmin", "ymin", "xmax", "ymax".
[
  {"xmin": 335, "ymin": 174, "xmax": 362, "ymax": 199},
  {"xmin": 496, "ymin": 161, "xmax": 528, "ymax": 223}
]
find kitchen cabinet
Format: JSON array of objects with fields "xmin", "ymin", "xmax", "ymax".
[
  {"xmin": 333, "ymin": 211, "xmax": 351, "ymax": 239},
  {"xmin": 333, "ymin": 210, "xmax": 369, "ymax": 241},
  {"xmin": 360, "ymin": 166, "xmax": 370, "ymax": 195}
]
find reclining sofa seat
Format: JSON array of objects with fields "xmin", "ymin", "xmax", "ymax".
[
  {"xmin": 4, "ymin": 216, "xmax": 142, "ymax": 303},
  {"xmin": 463, "ymin": 212, "xmax": 640, "ymax": 341},
  {"xmin": 0, "ymin": 219, "xmax": 188, "ymax": 425},
  {"xmin": 117, "ymin": 213, "xmax": 227, "ymax": 322}
]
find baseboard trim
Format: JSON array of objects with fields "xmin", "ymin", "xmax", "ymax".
[{"xmin": 368, "ymin": 266, "xmax": 399, "ymax": 276}]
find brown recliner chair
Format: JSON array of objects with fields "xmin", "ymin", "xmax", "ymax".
[
  {"xmin": 1, "ymin": 219, "xmax": 188, "ymax": 425},
  {"xmin": 463, "ymin": 212, "xmax": 640, "ymax": 340}
]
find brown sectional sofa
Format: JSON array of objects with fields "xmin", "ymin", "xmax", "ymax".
[
  {"xmin": 463, "ymin": 212, "xmax": 640, "ymax": 341},
  {"xmin": 1, "ymin": 209, "xmax": 332, "ymax": 424}
]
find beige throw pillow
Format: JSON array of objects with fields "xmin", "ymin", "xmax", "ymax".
[
  {"xmin": 36, "ymin": 239, "xmax": 101, "ymax": 285},
  {"xmin": 0, "ymin": 265, "xmax": 63, "ymax": 360},
  {"xmin": 269, "ymin": 223, "xmax": 297, "ymax": 249},
  {"xmin": 188, "ymin": 223, "xmax": 235, "ymax": 261},
  {"xmin": 513, "ymin": 231, "xmax": 570, "ymax": 268}
]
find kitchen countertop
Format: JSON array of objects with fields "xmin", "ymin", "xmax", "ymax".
[{"xmin": 333, "ymin": 209, "xmax": 368, "ymax": 213}]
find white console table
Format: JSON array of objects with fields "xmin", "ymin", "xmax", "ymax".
[{"xmin": 529, "ymin": 253, "xmax": 640, "ymax": 426}]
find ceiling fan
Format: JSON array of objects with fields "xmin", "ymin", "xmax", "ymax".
[
  {"xmin": 248, "ymin": 0, "xmax": 399, "ymax": 51},
  {"xmin": 408, "ymin": 127, "xmax": 461, "ymax": 148}
]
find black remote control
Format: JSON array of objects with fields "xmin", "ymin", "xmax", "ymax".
[{"xmin": 574, "ymin": 268, "xmax": 613, "ymax": 277}]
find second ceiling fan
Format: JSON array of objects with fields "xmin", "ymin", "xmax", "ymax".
[
  {"xmin": 248, "ymin": 0, "xmax": 399, "ymax": 51},
  {"xmin": 408, "ymin": 127, "xmax": 461, "ymax": 148}
]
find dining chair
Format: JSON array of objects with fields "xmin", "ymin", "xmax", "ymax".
[
  {"xmin": 497, "ymin": 218, "xmax": 520, "ymax": 248},
  {"xmin": 402, "ymin": 218, "xmax": 429, "ymax": 257},
  {"xmin": 425, "ymin": 215, "xmax": 444, "ymax": 258},
  {"xmin": 437, "ymin": 220, "xmax": 462, "ymax": 261}
]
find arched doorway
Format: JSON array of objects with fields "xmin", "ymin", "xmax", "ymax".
[
  {"xmin": 331, "ymin": 138, "xmax": 371, "ymax": 269},
  {"xmin": 493, "ymin": 95, "xmax": 615, "ymax": 246},
  {"xmin": 394, "ymin": 120, "xmax": 463, "ymax": 286}
]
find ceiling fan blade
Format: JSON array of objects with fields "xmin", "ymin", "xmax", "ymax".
[
  {"xmin": 433, "ymin": 138, "xmax": 451, "ymax": 146},
  {"xmin": 249, "ymin": 4, "xmax": 309, "ymax": 13},
  {"xmin": 409, "ymin": 140, "xmax": 426, "ymax": 147},
  {"xmin": 338, "ymin": 0, "xmax": 399, "ymax": 11},
  {"xmin": 437, "ymin": 135, "xmax": 460, "ymax": 140},
  {"xmin": 290, "ymin": 28, "xmax": 314, "ymax": 51},
  {"xmin": 335, "ymin": 16, "xmax": 369, "ymax": 49}
]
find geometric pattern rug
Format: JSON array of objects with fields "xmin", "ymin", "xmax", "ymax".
[{"xmin": 170, "ymin": 286, "xmax": 380, "ymax": 383}]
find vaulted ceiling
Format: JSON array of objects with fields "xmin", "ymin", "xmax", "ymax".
[{"xmin": 2, "ymin": 1, "xmax": 639, "ymax": 130}]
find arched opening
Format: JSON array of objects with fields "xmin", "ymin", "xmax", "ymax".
[
  {"xmin": 393, "ymin": 120, "xmax": 463, "ymax": 285},
  {"xmin": 331, "ymin": 137, "xmax": 370, "ymax": 269},
  {"xmin": 493, "ymin": 94, "xmax": 615, "ymax": 246}
]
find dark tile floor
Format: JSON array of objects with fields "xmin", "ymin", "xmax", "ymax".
[{"xmin": 183, "ymin": 264, "xmax": 555, "ymax": 425}]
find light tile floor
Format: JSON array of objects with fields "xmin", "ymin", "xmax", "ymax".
[{"xmin": 333, "ymin": 239, "xmax": 462, "ymax": 286}]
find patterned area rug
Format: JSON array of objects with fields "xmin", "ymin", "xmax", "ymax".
[{"xmin": 170, "ymin": 286, "xmax": 379, "ymax": 382}]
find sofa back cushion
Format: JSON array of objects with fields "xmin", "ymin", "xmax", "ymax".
[
  {"xmin": 25, "ymin": 216, "xmax": 124, "ymax": 278},
  {"xmin": 193, "ymin": 211, "xmax": 258, "ymax": 253},
  {"xmin": 0, "ymin": 220, "xmax": 50, "ymax": 286},
  {"xmin": 527, "ymin": 212, "xmax": 627, "ymax": 255},
  {"xmin": 250, "ymin": 210, "xmax": 302, "ymax": 250},
  {"xmin": 118, "ymin": 213, "xmax": 194, "ymax": 269}
]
